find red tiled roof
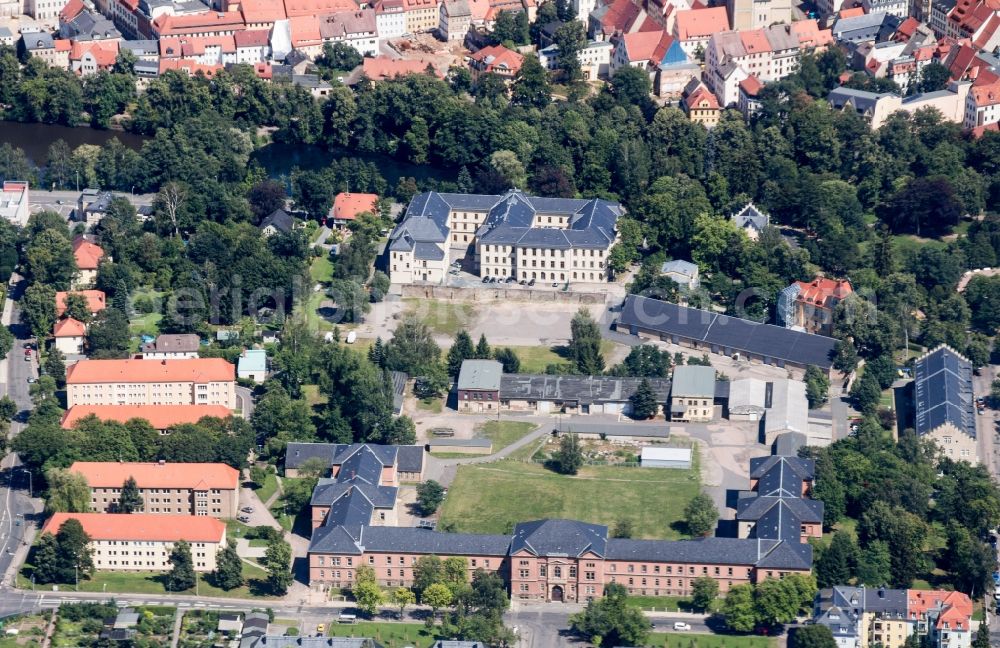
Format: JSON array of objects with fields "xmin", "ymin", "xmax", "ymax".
[
  {"xmin": 685, "ymin": 85, "xmax": 719, "ymax": 109},
  {"xmin": 332, "ymin": 193, "xmax": 379, "ymax": 221},
  {"xmin": 739, "ymin": 74, "xmax": 763, "ymax": 96},
  {"xmin": 971, "ymin": 79, "xmax": 1000, "ymax": 105},
  {"xmin": 470, "ymin": 44, "xmax": 523, "ymax": 73},
  {"xmin": 72, "ymin": 237, "xmax": 104, "ymax": 270},
  {"xmin": 838, "ymin": 6, "xmax": 864, "ymax": 17},
  {"xmin": 60, "ymin": 0, "xmax": 86, "ymax": 22},
  {"xmin": 153, "ymin": 11, "xmax": 247, "ymax": 37},
  {"xmin": 599, "ymin": 0, "xmax": 642, "ymax": 35},
  {"xmin": 66, "ymin": 358, "xmax": 235, "ymax": 384},
  {"xmin": 70, "ymin": 40, "xmax": 119, "ymax": 65},
  {"xmin": 794, "ymin": 277, "xmax": 853, "ymax": 307},
  {"xmin": 69, "ymin": 460, "xmax": 240, "ymax": 490},
  {"xmin": 61, "ymin": 404, "xmax": 234, "ymax": 430},
  {"xmin": 42, "ymin": 512, "xmax": 226, "ymax": 543},
  {"xmin": 289, "ymin": 14, "xmax": 322, "ymax": 46},
  {"xmin": 362, "ymin": 56, "xmax": 440, "ymax": 79},
  {"xmin": 53, "ymin": 317, "xmax": 87, "ymax": 338},
  {"xmin": 740, "ymin": 28, "xmax": 770, "ymax": 54},
  {"xmin": 283, "ymin": 0, "xmax": 356, "ymax": 17},
  {"xmin": 55, "ymin": 290, "xmax": 106, "ymax": 317},
  {"xmin": 157, "ymin": 58, "xmax": 223, "ymax": 76},
  {"xmin": 240, "ymin": 0, "xmax": 287, "ymax": 23},
  {"xmin": 896, "ymin": 16, "xmax": 920, "ymax": 40},
  {"xmin": 674, "ymin": 6, "xmax": 728, "ymax": 40},
  {"xmin": 235, "ymin": 29, "xmax": 270, "ymax": 47},
  {"xmin": 54, "ymin": 39, "xmax": 72, "ymax": 52}
]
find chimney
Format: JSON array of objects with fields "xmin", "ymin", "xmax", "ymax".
[
  {"xmin": 161, "ymin": 359, "xmax": 166, "ymax": 365},
  {"xmin": 158, "ymin": 459, "xmax": 166, "ymax": 465}
]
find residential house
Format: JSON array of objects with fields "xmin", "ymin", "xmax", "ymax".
[
  {"xmin": 913, "ymin": 345, "xmax": 978, "ymax": 463},
  {"xmin": 776, "ymin": 277, "xmax": 853, "ymax": 336},
  {"xmin": 730, "ymin": 202, "xmax": 769, "ymax": 240},
  {"xmin": 140, "ymin": 334, "xmax": 200, "ymax": 359},
  {"xmin": 71, "ymin": 40, "xmax": 121, "ymax": 76},
  {"xmin": 736, "ymin": 456, "xmax": 822, "ymax": 543},
  {"xmin": 22, "ymin": 33, "xmax": 72, "ymax": 69},
  {"xmin": 439, "ymin": 0, "xmax": 471, "ymax": 40},
  {"xmin": 538, "ymin": 40, "xmax": 614, "ymax": 80},
  {"xmin": 26, "ymin": 0, "xmax": 69, "ymax": 20},
  {"xmin": 616, "ymin": 295, "xmax": 839, "ymax": 374},
  {"xmin": 609, "ymin": 29, "xmax": 688, "ymax": 78},
  {"xmin": 259, "ymin": 209, "xmax": 295, "ymax": 237},
  {"xmin": 284, "ymin": 442, "xmax": 425, "ymax": 480},
  {"xmin": 234, "ymin": 29, "xmax": 270, "ymax": 63},
  {"xmin": 0, "ymin": 27, "xmax": 14, "ymax": 47},
  {"xmin": 828, "ymin": 82, "xmax": 972, "ymax": 130},
  {"xmin": 945, "ymin": 0, "xmax": 1000, "ymax": 43},
  {"xmin": 588, "ymin": 0, "xmax": 648, "ymax": 42},
  {"xmin": 861, "ymin": 0, "xmax": 910, "ymax": 16},
  {"xmin": 53, "ymin": 318, "xmax": 87, "ymax": 355},
  {"xmin": 669, "ymin": 365, "xmax": 716, "ymax": 422},
  {"xmin": 56, "ymin": 290, "xmax": 107, "ymax": 318},
  {"xmin": 672, "ymin": 6, "xmax": 729, "ymax": 57},
  {"xmin": 737, "ymin": 72, "xmax": 763, "ymax": 116},
  {"xmin": 330, "ymin": 192, "xmax": 378, "ymax": 229},
  {"xmin": 660, "ymin": 259, "xmax": 699, "ymax": 289},
  {"xmin": 0, "ymin": 181, "xmax": 30, "ymax": 227},
  {"xmin": 457, "ymin": 360, "xmax": 502, "ymax": 413},
  {"xmin": 375, "ymin": 0, "xmax": 406, "ymax": 38},
  {"xmin": 388, "ymin": 190, "xmax": 621, "ymax": 286},
  {"xmin": 727, "ymin": 0, "xmax": 791, "ymax": 30},
  {"xmin": 361, "ymin": 55, "xmax": 442, "ymax": 80},
  {"xmin": 60, "ymin": 4, "xmax": 123, "ymax": 41},
  {"xmin": 469, "ymin": 44, "xmax": 524, "ymax": 81},
  {"xmin": 237, "ymin": 349, "xmax": 267, "ymax": 383},
  {"xmin": 403, "ymin": 0, "xmax": 440, "ymax": 32},
  {"xmin": 72, "ymin": 237, "xmax": 106, "ymax": 289},
  {"xmin": 70, "ymin": 461, "xmax": 241, "ymax": 517},
  {"xmin": 308, "ymin": 444, "xmax": 405, "ymax": 529},
  {"xmin": 831, "ymin": 11, "xmax": 902, "ymax": 43},
  {"xmin": 65, "ymin": 358, "xmax": 237, "ymax": 408},
  {"xmin": 61, "ymin": 404, "xmax": 234, "ymax": 432},
  {"xmin": 319, "ymin": 9, "xmax": 379, "ymax": 57},
  {"xmin": 682, "ymin": 81, "xmax": 721, "ymax": 127},
  {"xmin": 966, "ymin": 79, "xmax": 1000, "ymax": 130},
  {"xmin": 76, "ymin": 190, "xmax": 115, "ymax": 228},
  {"xmin": 41, "ymin": 512, "xmax": 227, "ymax": 571}
]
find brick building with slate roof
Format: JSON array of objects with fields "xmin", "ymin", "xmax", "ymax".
[
  {"xmin": 912, "ymin": 345, "xmax": 977, "ymax": 463},
  {"xmin": 616, "ymin": 294, "xmax": 839, "ymax": 374},
  {"xmin": 387, "ymin": 190, "xmax": 622, "ymax": 285},
  {"xmin": 304, "ymin": 445, "xmax": 814, "ymax": 602}
]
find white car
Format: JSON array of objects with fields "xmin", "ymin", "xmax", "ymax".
[{"xmin": 673, "ymin": 622, "xmax": 691, "ymax": 631}]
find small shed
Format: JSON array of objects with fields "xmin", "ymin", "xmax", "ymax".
[
  {"xmin": 218, "ymin": 612, "xmax": 243, "ymax": 634},
  {"xmin": 640, "ymin": 446, "xmax": 692, "ymax": 469},
  {"xmin": 425, "ymin": 438, "xmax": 493, "ymax": 455},
  {"xmin": 112, "ymin": 609, "xmax": 139, "ymax": 630},
  {"xmin": 238, "ymin": 349, "xmax": 267, "ymax": 383}
]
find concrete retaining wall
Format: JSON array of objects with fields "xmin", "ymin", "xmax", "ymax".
[{"xmin": 399, "ymin": 284, "xmax": 609, "ymax": 303}]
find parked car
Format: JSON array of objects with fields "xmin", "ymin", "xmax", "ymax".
[
  {"xmin": 241, "ymin": 506, "xmax": 253, "ymax": 513},
  {"xmin": 528, "ymin": 278, "xmax": 536, "ymax": 286},
  {"xmin": 673, "ymin": 623, "xmax": 691, "ymax": 631},
  {"xmin": 482, "ymin": 276, "xmax": 490, "ymax": 283},
  {"xmin": 26, "ymin": 378, "xmax": 36, "ymax": 384}
]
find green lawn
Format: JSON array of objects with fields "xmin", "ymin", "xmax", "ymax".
[
  {"xmin": 302, "ymin": 384, "xmax": 326, "ymax": 407},
  {"xmin": 646, "ymin": 633, "xmax": 775, "ymax": 648},
  {"xmin": 477, "ymin": 420, "xmax": 537, "ymax": 450},
  {"xmin": 310, "ymin": 256, "xmax": 335, "ymax": 283},
  {"xmin": 416, "ymin": 397, "xmax": 443, "ymax": 413},
  {"xmin": 303, "ymin": 290, "xmax": 335, "ymax": 333},
  {"xmin": 255, "ymin": 471, "xmax": 280, "ymax": 504},
  {"xmin": 439, "ymin": 460, "xmax": 700, "ymax": 539},
  {"xmin": 503, "ymin": 345, "xmax": 564, "ymax": 373},
  {"xmin": 327, "ymin": 621, "xmax": 438, "ymax": 647},
  {"xmin": 21, "ymin": 563, "xmax": 273, "ymax": 599},
  {"xmin": 129, "ymin": 311, "xmax": 162, "ymax": 336},
  {"xmin": 404, "ymin": 299, "xmax": 476, "ymax": 336}
]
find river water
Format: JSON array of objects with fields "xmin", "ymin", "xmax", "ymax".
[{"xmin": 0, "ymin": 120, "xmax": 453, "ymax": 186}]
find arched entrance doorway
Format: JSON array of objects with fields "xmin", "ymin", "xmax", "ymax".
[{"xmin": 551, "ymin": 585, "xmax": 564, "ymax": 602}]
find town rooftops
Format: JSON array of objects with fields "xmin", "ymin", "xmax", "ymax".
[
  {"xmin": 606, "ymin": 536, "xmax": 812, "ymax": 570},
  {"xmin": 331, "ymin": 193, "xmax": 378, "ymax": 221},
  {"xmin": 362, "ymin": 56, "xmax": 441, "ymax": 80},
  {"xmin": 53, "ymin": 318, "xmax": 87, "ymax": 338},
  {"xmin": 660, "ymin": 259, "xmax": 698, "ymax": 279},
  {"xmin": 61, "ymin": 404, "xmax": 233, "ymax": 430},
  {"xmin": 72, "ymin": 237, "xmax": 105, "ymax": 270},
  {"xmin": 470, "ymin": 44, "xmax": 524, "ymax": 73},
  {"xmin": 284, "ymin": 442, "xmax": 425, "ymax": 474},
  {"xmin": 617, "ymin": 295, "xmax": 838, "ymax": 369},
  {"xmin": 671, "ymin": 365, "xmax": 716, "ymax": 398},
  {"xmin": 500, "ymin": 374, "xmax": 671, "ymax": 405},
  {"xmin": 66, "ymin": 358, "xmax": 235, "ymax": 384},
  {"xmin": 913, "ymin": 345, "xmax": 976, "ymax": 439},
  {"xmin": 457, "ymin": 359, "xmax": 503, "ymax": 391},
  {"xmin": 43, "ymin": 512, "xmax": 226, "ymax": 543},
  {"xmin": 69, "ymin": 461, "xmax": 240, "ymax": 490},
  {"xmin": 674, "ymin": 6, "xmax": 728, "ymax": 40},
  {"xmin": 793, "ymin": 277, "xmax": 853, "ymax": 307},
  {"xmin": 141, "ymin": 333, "xmax": 200, "ymax": 355},
  {"xmin": 55, "ymin": 290, "xmax": 106, "ymax": 317},
  {"xmin": 511, "ymin": 519, "xmax": 608, "ymax": 557},
  {"xmin": 309, "ymin": 524, "xmax": 512, "ymax": 556}
]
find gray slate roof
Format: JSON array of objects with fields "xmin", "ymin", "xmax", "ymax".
[
  {"xmin": 141, "ymin": 333, "xmax": 200, "ymax": 354},
  {"xmin": 671, "ymin": 365, "xmax": 716, "ymax": 398},
  {"xmin": 731, "ymin": 202, "xmax": 769, "ymax": 232},
  {"xmin": 554, "ymin": 418, "xmax": 670, "ymax": 439},
  {"xmin": 606, "ymin": 537, "xmax": 812, "ymax": 570},
  {"xmin": 310, "ymin": 525, "xmax": 512, "ymax": 556},
  {"xmin": 260, "ymin": 209, "xmax": 294, "ymax": 233},
  {"xmin": 511, "ymin": 519, "xmax": 608, "ymax": 558},
  {"xmin": 500, "ymin": 374, "xmax": 671, "ymax": 406},
  {"xmin": 913, "ymin": 345, "xmax": 976, "ymax": 440},
  {"xmin": 457, "ymin": 360, "xmax": 503, "ymax": 391},
  {"xmin": 285, "ymin": 442, "xmax": 423, "ymax": 474},
  {"xmin": 660, "ymin": 260, "xmax": 698, "ymax": 279},
  {"xmin": 618, "ymin": 295, "xmax": 837, "ymax": 369}
]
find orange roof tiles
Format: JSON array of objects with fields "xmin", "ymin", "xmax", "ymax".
[
  {"xmin": 60, "ymin": 0, "xmax": 86, "ymax": 22},
  {"xmin": 838, "ymin": 6, "xmax": 864, "ymax": 17},
  {"xmin": 158, "ymin": 58, "xmax": 223, "ymax": 76},
  {"xmin": 685, "ymin": 85, "xmax": 720, "ymax": 109},
  {"xmin": 289, "ymin": 14, "xmax": 322, "ymax": 46},
  {"xmin": 43, "ymin": 512, "xmax": 227, "ymax": 543},
  {"xmin": 794, "ymin": 277, "xmax": 853, "ymax": 307},
  {"xmin": 362, "ymin": 56, "xmax": 440, "ymax": 79},
  {"xmin": 789, "ymin": 19, "xmax": 833, "ymax": 47},
  {"xmin": 69, "ymin": 460, "xmax": 240, "ymax": 490},
  {"xmin": 283, "ymin": 0, "xmax": 356, "ymax": 17},
  {"xmin": 240, "ymin": 0, "xmax": 287, "ymax": 23},
  {"xmin": 971, "ymin": 79, "xmax": 1000, "ymax": 105},
  {"xmin": 72, "ymin": 238, "xmax": 105, "ymax": 271},
  {"xmin": 70, "ymin": 40, "xmax": 119, "ymax": 64},
  {"xmin": 55, "ymin": 290, "xmax": 106, "ymax": 317},
  {"xmin": 235, "ymin": 29, "xmax": 270, "ymax": 47},
  {"xmin": 153, "ymin": 11, "xmax": 247, "ymax": 37},
  {"xmin": 740, "ymin": 28, "xmax": 770, "ymax": 54},
  {"xmin": 739, "ymin": 74, "xmax": 763, "ymax": 95},
  {"xmin": 470, "ymin": 44, "xmax": 524, "ymax": 73},
  {"xmin": 332, "ymin": 193, "xmax": 379, "ymax": 221},
  {"xmin": 66, "ymin": 358, "xmax": 235, "ymax": 385},
  {"xmin": 53, "ymin": 317, "xmax": 87, "ymax": 338},
  {"xmin": 61, "ymin": 404, "xmax": 234, "ymax": 430},
  {"xmin": 54, "ymin": 39, "xmax": 72, "ymax": 52},
  {"xmin": 674, "ymin": 6, "xmax": 728, "ymax": 40},
  {"xmin": 180, "ymin": 35, "xmax": 237, "ymax": 55}
]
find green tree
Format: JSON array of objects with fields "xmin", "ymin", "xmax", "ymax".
[
  {"xmin": 0, "ymin": 396, "xmax": 15, "ymax": 422},
  {"xmin": 850, "ymin": 373, "xmax": 882, "ymax": 416},
  {"xmin": 816, "ymin": 530, "xmax": 858, "ymax": 588},
  {"xmin": 31, "ymin": 533, "xmax": 60, "ymax": 584},
  {"xmin": 511, "ymin": 54, "xmax": 550, "ymax": 109},
  {"xmin": 44, "ymin": 347, "xmax": 66, "ymax": 387},
  {"xmin": 0, "ymin": 324, "xmax": 13, "ymax": 358},
  {"xmin": 164, "ymin": 540, "xmax": 196, "ymax": 592},
  {"xmin": 212, "ymin": 539, "xmax": 244, "ymax": 590},
  {"xmin": 264, "ymin": 537, "xmax": 293, "ymax": 595},
  {"xmin": 858, "ymin": 501, "xmax": 927, "ymax": 588},
  {"xmin": 691, "ymin": 576, "xmax": 719, "ymax": 612},
  {"xmin": 390, "ymin": 587, "xmax": 415, "ymax": 620},
  {"xmin": 552, "ymin": 21, "xmax": 585, "ymax": 83},
  {"xmin": 116, "ymin": 476, "xmax": 144, "ymax": 513},
  {"xmin": 569, "ymin": 308, "xmax": 604, "ymax": 374},
  {"xmin": 86, "ymin": 308, "xmax": 131, "ymax": 358},
  {"xmin": 412, "ymin": 555, "xmax": 442, "ymax": 597},
  {"xmin": 569, "ymin": 583, "xmax": 651, "ymax": 647},
  {"xmin": 856, "ymin": 540, "xmax": 892, "ymax": 586},
  {"xmin": 494, "ymin": 347, "xmax": 520, "ymax": 373},
  {"xmin": 447, "ymin": 330, "xmax": 475, "ymax": 377},
  {"xmin": 550, "ymin": 433, "xmax": 584, "ymax": 475},
  {"xmin": 25, "ymin": 229, "xmax": 77, "ymax": 290},
  {"xmin": 384, "ymin": 316, "xmax": 441, "ymax": 377},
  {"xmin": 611, "ymin": 345, "xmax": 671, "ymax": 378},
  {"xmin": 683, "ymin": 493, "xmax": 718, "ymax": 537},
  {"xmin": 45, "ymin": 468, "xmax": 92, "ymax": 513},
  {"xmin": 416, "ymin": 480, "xmax": 446, "ymax": 516},
  {"xmin": 21, "ymin": 283, "xmax": 56, "ymax": 340},
  {"xmin": 755, "ymin": 575, "xmax": 817, "ymax": 627},
  {"xmin": 612, "ymin": 519, "xmax": 633, "ymax": 539},
  {"xmin": 54, "ymin": 518, "xmax": 94, "ymax": 584},
  {"xmin": 422, "ymin": 582, "xmax": 454, "ymax": 619},
  {"xmin": 790, "ymin": 625, "xmax": 838, "ymax": 648},
  {"xmin": 805, "ymin": 365, "xmax": 830, "ymax": 409},
  {"xmin": 354, "ymin": 579, "xmax": 384, "ymax": 617},
  {"xmin": 918, "ymin": 62, "xmax": 950, "ymax": 92},
  {"xmin": 474, "ymin": 334, "xmax": 491, "ymax": 359},
  {"xmin": 972, "ymin": 620, "xmax": 990, "ymax": 648},
  {"xmin": 628, "ymin": 378, "xmax": 659, "ymax": 419}
]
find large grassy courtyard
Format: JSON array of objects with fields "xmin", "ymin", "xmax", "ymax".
[{"xmin": 438, "ymin": 460, "xmax": 701, "ymax": 539}]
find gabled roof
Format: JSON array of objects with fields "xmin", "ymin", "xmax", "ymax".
[
  {"xmin": 457, "ymin": 359, "xmax": 503, "ymax": 391},
  {"xmin": 43, "ymin": 512, "xmax": 226, "ymax": 543},
  {"xmin": 55, "ymin": 290, "xmax": 106, "ymax": 317},
  {"xmin": 332, "ymin": 193, "xmax": 378, "ymax": 221},
  {"xmin": 510, "ymin": 519, "xmax": 608, "ymax": 557},
  {"xmin": 66, "ymin": 358, "xmax": 235, "ymax": 384},
  {"xmin": 260, "ymin": 209, "xmax": 294, "ymax": 233},
  {"xmin": 69, "ymin": 461, "xmax": 240, "ymax": 490},
  {"xmin": 72, "ymin": 237, "xmax": 105, "ymax": 270},
  {"xmin": 53, "ymin": 317, "xmax": 87, "ymax": 338},
  {"xmin": 913, "ymin": 345, "xmax": 976, "ymax": 440},
  {"xmin": 731, "ymin": 201, "xmax": 768, "ymax": 229},
  {"xmin": 141, "ymin": 333, "xmax": 200, "ymax": 354},
  {"xmin": 674, "ymin": 6, "xmax": 728, "ymax": 40}
]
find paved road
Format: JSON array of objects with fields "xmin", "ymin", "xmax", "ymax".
[{"xmin": 236, "ymin": 385, "xmax": 255, "ymax": 420}]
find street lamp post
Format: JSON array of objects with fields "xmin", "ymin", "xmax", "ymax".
[
  {"xmin": 75, "ymin": 564, "xmax": 79, "ymax": 591},
  {"xmin": 19, "ymin": 468, "xmax": 32, "ymax": 498}
]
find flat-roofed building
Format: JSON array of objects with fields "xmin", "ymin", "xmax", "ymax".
[
  {"xmin": 670, "ymin": 365, "xmax": 716, "ymax": 422},
  {"xmin": 65, "ymin": 358, "xmax": 236, "ymax": 408},
  {"xmin": 42, "ymin": 512, "xmax": 226, "ymax": 571},
  {"xmin": 70, "ymin": 461, "xmax": 240, "ymax": 517},
  {"xmin": 0, "ymin": 181, "xmax": 30, "ymax": 227}
]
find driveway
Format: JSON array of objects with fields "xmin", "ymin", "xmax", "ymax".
[{"xmin": 235, "ymin": 386, "xmax": 255, "ymax": 419}]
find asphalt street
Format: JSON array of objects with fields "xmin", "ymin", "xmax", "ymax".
[{"xmin": 27, "ymin": 189, "xmax": 156, "ymax": 222}]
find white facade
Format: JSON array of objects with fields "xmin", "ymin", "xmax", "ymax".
[
  {"xmin": 861, "ymin": 0, "xmax": 909, "ymax": 17},
  {"xmin": 55, "ymin": 335, "xmax": 85, "ymax": 356},
  {"xmin": 539, "ymin": 41, "xmax": 613, "ymax": 80},
  {"xmin": 376, "ymin": 1, "xmax": 406, "ymax": 38},
  {"xmin": 966, "ymin": 85, "xmax": 1000, "ymax": 130},
  {"xmin": 0, "ymin": 182, "xmax": 29, "ymax": 227},
  {"xmin": 236, "ymin": 43, "xmax": 269, "ymax": 63},
  {"xmin": 25, "ymin": 0, "xmax": 63, "ymax": 20}
]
